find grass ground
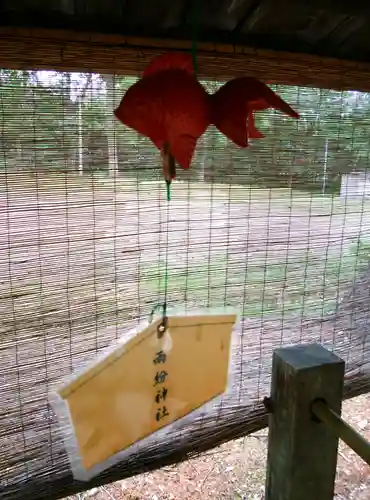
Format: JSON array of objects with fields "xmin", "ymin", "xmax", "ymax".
[
  {"xmin": 2, "ymin": 172, "xmax": 369, "ymax": 323},
  {"xmin": 1, "ymin": 173, "xmax": 370, "ymax": 499}
]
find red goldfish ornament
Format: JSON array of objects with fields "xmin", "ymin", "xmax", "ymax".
[
  {"xmin": 114, "ymin": 52, "xmax": 210, "ymax": 186},
  {"xmin": 210, "ymin": 76, "xmax": 300, "ymax": 147}
]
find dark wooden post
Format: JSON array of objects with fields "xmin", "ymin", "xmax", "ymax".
[{"xmin": 265, "ymin": 343, "xmax": 345, "ymax": 500}]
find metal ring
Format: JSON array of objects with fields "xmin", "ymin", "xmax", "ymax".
[{"xmin": 157, "ymin": 317, "xmax": 168, "ymax": 338}]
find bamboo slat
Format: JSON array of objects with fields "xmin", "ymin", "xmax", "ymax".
[{"xmin": 0, "ymin": 27, "xmax": 370, "ymax": 91}]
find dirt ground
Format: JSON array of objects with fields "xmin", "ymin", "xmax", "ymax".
[
  {"xmin": 2, "ymin": 176, "xmax": 370, "ymax": 499},
  {"xmin": 68, "ymin": 394, "xmax": 370, "ymax": 500}
]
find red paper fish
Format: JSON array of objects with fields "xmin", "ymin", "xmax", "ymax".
[
  {"xmin": 142, "ymin": 51, "xmax": 195, "ymax": 78},
  {"xmin": 114, "ymin": 52, "xmax": 210, "ymax": 183},
  {"xmin": 210, "ymin": 77, "xmax": 299, "ymax": 147}
]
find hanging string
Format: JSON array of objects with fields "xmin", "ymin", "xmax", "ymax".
[
  {"xmin": 153, "ymin": 1, "xmax": 200, "ymax": 334},
  {"xmin": 162, "ymin": 197, "xmax": 170, "ymax": 312},
  {"xmin": 165, "ymin": 180, "xmax": 171, "ymax": 201},
  {"xmin": 150, "ymin": 196, "xmax": 170, "ymax": 338},
  {"xmin": 160, "ymin": 185, "xmax": 170, "ymax": 333},
  {"xmin": 190, "ymin": 0, "xmax": 200, "ymax": 79},
  {"xmin": 162, "ymin": 147, "xmax": 174, "ymax": 331}
]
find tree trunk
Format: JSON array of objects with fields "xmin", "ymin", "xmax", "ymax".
[
  {"xmin": 63, "ymin": 73, "xmax": 76, "ymax": 173},
  {"xmin": 77, "ymin": 99, "xmax": 83, "ymax": 176},
  {"xmin": 102, "ymin": 74, "xmax": 118, "ymax": 178},
  {"xmin": 196, "ymin": 133, "xmax": 207, "ymax": 183},
  {"xmin": 15, "ymin": 138, "xmax": 23, "ymax": 171}
]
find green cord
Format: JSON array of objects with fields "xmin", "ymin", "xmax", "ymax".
[
  {"xmin": 161, "ymin": 0, "xmax": 198, "ymax": 202},
  {"xmin": 157, "ymin": 0, "xmax": 199, "ymax": 322},
  {"xmin": 162, "ymin": 190, "xmax": 170, "ymax": 323},
  {"xmin": 165, "ymin": 180, "xmax": 171, "ymax": 201},
  {"xmin": 190, "ymin": 0, "xmax": 199, "ymax": 78},
  {"xmin": 191, "ymin": 37, "xmax": 198, "ymax": 78}
]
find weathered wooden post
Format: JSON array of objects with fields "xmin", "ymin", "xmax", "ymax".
[{"xmin": 265, "ymin": 343, "xmax": 345, "ymax": 500}]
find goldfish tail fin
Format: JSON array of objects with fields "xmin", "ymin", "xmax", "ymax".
[
  {"xmin": 152, "ymin": 138, "xmax": 165, "ymax": 151},
  {"xmin": 265, "ymin": 87, "xmax": 300, "ymax": 119},
  {"xmin": 210, "ymin": 86, "xmax": 249, "ymax": 148},
  {"xmin": 213, "ymin": 117, "xmax": 249, "ymax": 148},
  {"xmin": 169, "ymin": 134, "xmax": 197, "ymax": 170},
  {"xmin": 143, "ymin": 52, "xmax": 195, "ymax": 78},
  {"xmin": 249, "ymin": 127, "xmax": 264, "ymax": 139},
  {"xmin": 248, "ymin": 113, "xmax": 265, "ymax": 139},
  {"xmin": 113, "ymin": 102, "xmax": 126, "ymax": 125}
]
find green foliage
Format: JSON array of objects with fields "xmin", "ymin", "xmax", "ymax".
[
  {"xmin": 1, "ymin": 69, "xmax": 370, "ymax": 191},
  {"xmin": 143, "ymin": 235, "xmax": 370, "ymax": 319}
]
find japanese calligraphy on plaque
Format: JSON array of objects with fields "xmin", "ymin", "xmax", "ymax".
[
  {"xmin": 56, "ymin": 313, "xmax": 237, "ymax": 475},
  {"xmin": 153, "ymin": 350, "xmax": 170, "ymax": 423}
]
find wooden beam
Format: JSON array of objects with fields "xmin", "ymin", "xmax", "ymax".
[
  {"xmin": 312, "ymin": 399, "xmax": 370, "ymax": 466},
  {"xmin": 0, "ymin": 27, "xmax": 370, "ymax": 91},
  {"xmin": 265, "ymin": 344, "xmax": 345, "ymax": 500}
]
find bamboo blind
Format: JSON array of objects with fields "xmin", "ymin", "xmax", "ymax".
[
  {"xmin": 0, "ymin": 27, "xmax": 370, "ymax": 91},
  {"xmin": 1, "ymin": 22, "xmax": 370, "ymax": 500}
]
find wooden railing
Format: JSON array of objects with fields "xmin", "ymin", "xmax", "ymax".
[{"xmin": 265, "ymin": 343, "xmax": 370, "ymax": 499}]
